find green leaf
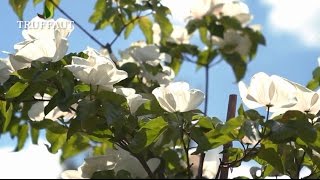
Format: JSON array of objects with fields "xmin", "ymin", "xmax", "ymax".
[
  {"xmin": 197, "ymin": 49, "xmax": 218, "ymax": 69},
  {"xmin": 31, "ymin": 119, "xmax": 67, "ymax": 133},
  {"xmin": 169, "ymin": 57, "xmax": 182, "ymax": 75},
  {"xmin": 92, "ymin": 170, "xmax": 116, "ymax": 179},
  {"xmin": 194, "ymin": 116, "xmax": 221, "ymax": 130},
  {"xmin": 129, "ymin": 116, "xmax": 168, "ymax": 153},
  {"xmin": 119, "ymin": 63, "xmax": 139, "ymax": 79},
  {"xmin": 163, "ymin": 149, "xmax": 183, "ymax": 170},
  {"xmin": 31, "ymin": 126, "xmax": 40, "ymax": 145},
  {"xmin": 15, "ymin": 124, "xmax": 29, "ymax": 151},
  {"xmin": 223, "ymin": 53, "xmax": 247, "ymax": 82},
  {"xmin": 89, "ymin": 0, "xmax": 107, "ymax": 23},
  {"xmin": 240, "ymin": 120, "xmax": 260, "ymax": 145},
  {"xmin": 307, "ymin": 79, "xmax": 319, "ymax": 90},
  {"xmin": 136, "ymin": 99, "xmax": 165, "ymax": 116},
  {"xmin": 62, "ymin": 134, "xmax": 90, "ymax": 160},
  {"xmin": 199, "ymin": 26, "xmax": 208, "ymax": 45},
  {"xmin": 153, "ymin": 13, "xmax": 173, "ymax": 44},
  {"xmin": 258, "ymin": 144, "xmax": 284, "ymax": 174},
  {"xmin": 139, "ymin": 16, "xmax": 153, "ymax": 44},
  {"xmin": 124, "ymin": 21, "xmax": 136, "ymax": 39},
  {"xmin": 220, "ymin": 116, "xmax": 246, "ymax": 134},
  {"xmin": 190, "ymin": 127, "xmax": 211, "ymax": 153},
  {"xmin": 0, "ymin": 101, "xmax": 13, "ymax": 132},
  {"xmin": 46, "ymin": 129, "xmax": 67, "ymax": 153},
  {"xmin": 43, "ymin": 0, "xmax": 60, "ymax": 19},
  {"xmin": 33, "ymin": 0, "xmax": 44, "ymax": 6},
  {"xmin": 111, "ymin": 15, "xmax": 123, "ymax": 34},
  {"xmin": 76, "ymin": 100, "xmax": 103, "ymax": 132},
  {"xmin": 34, "ymin": 70, "xmax": 57, "ymax": 81},
  {"xmin": 116, "ymin": 170, "xmax": 132, "ymax": 179},
  {"xmin": 222, "ymin": 148, "xmax": 244, "ymax": 167},
  {"xmin": 266, "ymin": 120, "xmax": 297, "ymax": 143},
  {"xmin": 5, "ymin": 82, "xmax": 29, "ymax": 99},
  {"xmin": 9, "ymin": 0, "xmax": 28, "ymax": 20}
]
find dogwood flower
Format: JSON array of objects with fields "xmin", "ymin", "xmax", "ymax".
[
  {"xmin": 9, "ymin": 16, "xmax": 73, "ymax": 70},
  {"xmin": 61, "ymin": 147, "xmax": 160, "ymax": 179},
  {"xmin": 152, "ymin": 24, "xmax": 190, "ymax": 45},
  {"xmin": 190, "ymin": 0, "xmax": 252, "ymax": 25},
  {"xmin": 272, "ymin": 80, "xmax": 320, "ymax": 116},
  {"xmin": 216, "ymin": 0, "xmax": 252, "ymax": 25},
  {"xmin": 113, "ymin": 87, "xmax": 148, "ymax": 114},
  {"xmin": 0, "ymin": 58, "xmax": 13, "ymax": 84},
  {"xmin": 211, "ymin": 29, "xmax": 251, "ymax": 57},
  {"xmin": 142, "ymin": 64, "xmax": 175, "ymax": 85},
  {"xmin": 152, "ymin": 82, "xmax": 205, "ymax": 112},
  {"xmin": 120, "ymin": 42, "xmax": 175, "ymax": 85},
  {"xmin": 28, "ymin": 94, "xmax": 76, "ymax": 121},
  {"xmin": 121, "ymin": 41, "xmax": 172, "ymax": 65},
  {"xmin": 65, "ymin": 47, "xmax": 127, "ymax": 90},
  {"xmin": 239, "ymin": 72, "xmax": 297, "ymax": 110}
]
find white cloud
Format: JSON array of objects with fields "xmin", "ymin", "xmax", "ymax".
[
  {"xmin": 262, "ymin": 0, "xmax": 320, "ymax": 47},
  {"xmin": 0, "ymin": 142, "xmax": 62, "ymax": 179}
]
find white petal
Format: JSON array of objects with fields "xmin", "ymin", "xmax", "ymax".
[
  {"xmin": 238, "ymin": 81, "xmax": 262, "ymax": 109},
  {"xmin": 55, "ymin": 18, "xmax": 74, "ymax": 38},
  {"xmin": 53, "ymin": 38, "xmax": 68, "ymax": 62},
  {"xmin": 28, "ymin": 101, "xmax": 48, "ymax": 121},
  {"xmin": 185, "ymin": 90, "xmax": 205, "ymax": 112},
  {"xmin": 9, "ymin": 54, "xmax": 31, "ymax": 71},
  {"xmin": 72, "ymin": 57, "xmax": 92, "ymax": 66},
  {"xmin": 0, "ymin": 60, "xmax": 11, "ymax": 84},
  {"xmin": 60, "ymin": 170, "xmax": 84, "ymax": 179},
  {"xmin": 146, "ymin": 158, "xmax": 161, "ymax": 174},
  {"xmin": 152, "ymin": 87, "xmax": 176, "ymax": 112},
  {"xmin": 127, "ymin": 94, "xmax": 148, "ymax": 114},
  {"xmin": 15, "ymin": 39, "xmax": 57, "ymax": 62}
]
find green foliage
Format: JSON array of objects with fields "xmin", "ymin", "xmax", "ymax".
[
  {"xmin": 43, "ymin": 0, "xmax": 60, "ymax": 19},
  {"xmin": 9, "ymin": 0, "xmax": 28, "ymax": 20},
  {"xmin": 129, "ymin": 116, "xmax": 168, "ymax": 153},
  {"xmin": 139, "ymin": 16, "xmax": 153, "ymax": 44},
  {"xmin": 5, "ymin": 1, "xmax": 316, "ymax": 179}
]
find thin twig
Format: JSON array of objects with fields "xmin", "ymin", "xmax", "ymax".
[{"xmin": 221, "ymin": 140, "xmax": 261, "ymax": 167}]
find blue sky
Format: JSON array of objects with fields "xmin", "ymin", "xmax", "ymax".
[{"xmin": 0, "ymin": 0, "xmax": 319, "ymax": 178}]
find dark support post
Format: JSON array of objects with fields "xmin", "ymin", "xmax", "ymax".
[{"xmin": 220, "ymin": 94, "xmax": 237, "ymax": 179}]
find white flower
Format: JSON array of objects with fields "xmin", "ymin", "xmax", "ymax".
[
  {"xmin": 239, "ymin": 72, "xmax": 297, "ymax": 110},
  {"xmin": 65, "ymin": 47, "xmax": 127, "ymax": 90},
  {"xmin": 153, "ymin": 24, "xmax": 190, "ymax": 45},
  {"xmin": 211, "ymin": 29, "xmax": 251, "ymax": 57},
  {"xmin": 216, "ymin": 0, "xmax": 252, "ymax": 25},
  {"xmin": 169, "ymin": 26, "xmax": 190, "ymax": 44},
  {"xmin": 272, "ymin": 80, "xmax": 320, "ymax": 116},
  {"xmin": 142, "ymin": 64, "xmax": 175, "ymax": 85},
  {"xmin": 152, "ymin": 82, "xmax": 205, "ymax": 112},
  {"xmin": 61, "ymin": 147, "xmax": 160, "ymax": 179},
  {"xmin": 0, "ymin": 58, "xmax": 13, "ymax": 84},
  {"xmin": 28, "ymin": 94, "xmax": 76, "ymax": 121},
  {"xmin": 120, "ymin": 42, "xmax": 174, "ymax": 85},
  {"xmin": 190, "ymin": 0, "xmax": 223, "ymax": 20},
  {"xmin": 189, "ymin": 146, "xmax": 223, "ymax": 179},
  {"xmin": 113, "ymin": 87, "xmax": 148, "ymax": 114},
  {"xmin": 190, "ymin": 0, "xmax": 252, "ymax": 25},
  {"xmin": 120, "ymin": 41, "xmax": 162, "ymax": 66},
  {"xmin": 9, "ymin": 16, "xmax": 73, "ymax": 70}
]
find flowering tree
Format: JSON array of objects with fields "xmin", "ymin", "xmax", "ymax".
[{"xmin": 1, "ymin": 0, "xmax": 320, "ymax": 179}]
